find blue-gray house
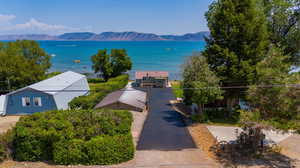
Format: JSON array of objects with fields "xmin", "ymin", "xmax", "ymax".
[{"xmin": 0, "ymin": 71, "xmax": 90, "ymax": 115}]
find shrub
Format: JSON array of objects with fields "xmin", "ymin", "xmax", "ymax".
[
  {"xmin": 235, "ymin": 122, "xmax": 266, "ymax": 156},
  {"xmin": 53, "ymin": 139, "xmax": 87, "ymax": 165},
  {"xmin": 240, "ymin": 110, "xmax": 300, "ymax": 133},
  {"xmin": 69, "ymin": 74, "xmax": 129, "ymax": 110},
  {"xmin": 87, "ymin": 78, "xmax": 105, "ymax": 83},
  {"xmin": 191, "ymin": 113, "xmax": 208, "ymax": 123},
  {"xmin": 191, "ymin": 108, "xmax": 240, "ymax": 124},
  {"xmin": 12, "ymin": 109, "xmax": 134, "ymax": 165},
  {"xmin": 85, "ymin": 134, "xmax": 134, "ymax": 165},
  {"xmin": 0, "ymin": 130, "xmax": 14, "ymax": 162}
]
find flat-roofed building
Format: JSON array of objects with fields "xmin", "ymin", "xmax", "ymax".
[{"xmin": 135, "ymin": 71, "xmax": 169, "ymax": 88}]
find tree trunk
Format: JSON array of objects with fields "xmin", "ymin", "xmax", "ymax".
[
  {"xmin": 226, "ymin": 97, "xmax": 238, "ymax": 115},
  {"xmin": 198, "ymin": 104, "xmax": 204, "ymax": 115}
]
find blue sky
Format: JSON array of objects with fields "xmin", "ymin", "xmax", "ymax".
[{"xmin": 0, "ymin": 0, "xmax": 214, "ymax": 35}]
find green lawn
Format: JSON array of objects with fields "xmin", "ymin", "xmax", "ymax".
[{"xmin": 171, "ymin": 81, "xmax": 183, "ymax": 98}]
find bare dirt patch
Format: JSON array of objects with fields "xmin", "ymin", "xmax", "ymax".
[
  {"xmin": 188, "ymin": 124, "xmax": 217, "ymax": 159},
  {"xmin": 0, "ymin": 116, "xmax": 21, "ymax": 134}
]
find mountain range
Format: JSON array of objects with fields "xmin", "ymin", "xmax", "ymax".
[{"xmin": 0, "ymin": 31, "xmax": 209, "ymax": 41}]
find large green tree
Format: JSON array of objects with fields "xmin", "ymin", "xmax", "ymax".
[
  {"xmin": 111, "ymin": 49, "xmax": 132, "ymax": 77},
  {"xmin": 91, "ymin": 49, "xmax": 132, "ymax": 80},
  {"xmin": 263, "ymin": 0, "xmax": 300, "ymax": 64},
  {"xmin": 247, "ymin": 46, "xmax": 300, "ymax": 131},
  {"xmin": 182, "ymin": 53, "xmax": 223, "ymax": 114},
  {"xmin": 91, "ymin": 49, "xmax": 113, "ymax": 81},
  {"xmin": 247, "ymin": 47, "xmax": 300, "ymax": 119},
  {"xmin": 203, "ymin": 0, "xmax": 270, "ymax": 110},
  {"xmin": 0, "ymin": 40, "xmax": 51, "ymax": 93}
]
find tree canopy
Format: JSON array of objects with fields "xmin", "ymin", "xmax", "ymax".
[
  {"xmin": 0, "ymin": 40, "xmax": 51, "ymax": 93},
  {"xmin": 91, "ymin": 49, "xmax": 132, "ymax": 80},
  {"xmin": 247, "ymin": 46, "xmax": 300, "ymax": 132},
  {"xmin": 263, "ymin": 0, "xmax": 300, "ymax": 64},
  {"xmin": 182, "ymin": 53, "xmax": 223, "ymax": 113},
  {"xmin": 203, "ymin": 0, "xmax": 269, "ymax": 87}
]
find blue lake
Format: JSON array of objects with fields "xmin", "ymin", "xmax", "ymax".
[{"xmin": 38, "ymin": 41, "xmax": 205, "ymax": 79}]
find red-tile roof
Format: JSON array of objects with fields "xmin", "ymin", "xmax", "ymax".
[{"xmin": 135, "ymin": 71, "xmax": 169, "ymax": 79}]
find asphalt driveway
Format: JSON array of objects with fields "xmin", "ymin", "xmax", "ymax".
[{"xmin": 137, "ymin": 88, "xmax": 196, "ymax": 150}]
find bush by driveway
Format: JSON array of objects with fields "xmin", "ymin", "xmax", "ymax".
[{"xmin": 2, "ymin": 109, "xmax": 134, "ymax": 165}]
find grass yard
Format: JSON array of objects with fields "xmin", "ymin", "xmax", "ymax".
[{"xmin": 171, "ymin": 81, "xmax": 183, "ymax": 98}]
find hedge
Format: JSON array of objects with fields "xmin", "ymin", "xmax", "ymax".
[
  {"xmin": 0, "ymin": 130, "xmax": 13, "ymax": 162},
  {"xmin": 11, "ymin": 109, "xmax": 134, "ymax": 165},
  {"xmin": 69, "ymin": 74, "xmax": 129, "ymax": 109},
  {"xmin": 53, "ymin": 134, "xmax": 134, "ymax": 165},
  {"xmin": 87, "ymin": 78, "xmax": 105, "ymax": 83}
]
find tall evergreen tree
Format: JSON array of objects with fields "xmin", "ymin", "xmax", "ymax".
[
  {"xmin": 247, "ymin": 46, "xmax": 300, "ymax": 132},
  {"xmin": 262, "ymin": 0, "xmax": 300, "ymax": 64},
  {"xmin": 203, "ymin": 0, "xmax": 270, "ymax": 110}
]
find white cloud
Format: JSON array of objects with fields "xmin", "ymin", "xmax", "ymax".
[
  {"xmin": 14, "ymin": 18, "xmax": 79, "ymax": 33},
  {"xmin": 0, "ymin": 14, "xmax": 84, "ymax": 35},
  {"xmin": 0, "ymin": 14, "xmax": 16, "ymax": 23}
]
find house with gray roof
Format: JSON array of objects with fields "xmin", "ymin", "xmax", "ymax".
[
  {"xmin": 0, "ymin": 71, "xmax": 90, "ymax": 115},
  {"xmin": 95, "ymin": 88, "xmax": 147, "ymax": 112}
]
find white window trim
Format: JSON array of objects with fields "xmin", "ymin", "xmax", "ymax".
[
  {"xmin": 22, "ymin": 97, "xmax": 31, "ymax": 107},
  {"xmin": 34, "ymin": 97, "xmax": 42, "ymax": 107}
]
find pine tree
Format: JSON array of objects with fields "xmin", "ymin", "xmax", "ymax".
[
  {"xmin": 262, "ymin": 0, "xmax": 300, "ymax": 64},
  {"xmin": 247, "ymin": 46, "xmax": 300, "ymax": 132},
  {"xmin": 203, "ymin": 0, "xmax": 270, "ymax": 110}
]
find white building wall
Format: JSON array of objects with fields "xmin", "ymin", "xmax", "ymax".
[
  {"xmin": 0, "ymin": 95, "xmax": 7, "ymax": 115},
  {"xmin": 53, "ymin": 77, "xmax": 90, "ymax": 110}
]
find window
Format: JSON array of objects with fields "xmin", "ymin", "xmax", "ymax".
[
  {"xmin": 22, "ymin": 97, "xmax": 31, "ymax": 107},
  {"xmin": 34, "ymin": 97, "xmax": 42, "ymax": 107}
]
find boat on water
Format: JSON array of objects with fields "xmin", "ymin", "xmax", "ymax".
[{"xmin": 74, "ymin": 60, "xmax": 81, "ymax": 63}]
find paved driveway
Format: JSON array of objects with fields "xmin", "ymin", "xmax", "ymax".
[{"xmin": 137, "ymin": 88, "xmax": 196, "ymax": 150}]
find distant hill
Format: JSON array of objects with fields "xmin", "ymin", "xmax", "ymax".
[
  {"xmin": 91, "ymin": 32, "xmax": 165, "ymax": 41},
  {"xmin": 0, "ymin": 31, "xmax": 209, "ymax": 41},
  {"xmin": 0, "ymin": 34, "xmax": 58, "ymax": 41},
  {"xmin": 58, "ymin": 32, "xmax": 95, "ymax": 40},
  {"xmin": 161, "ymin": 32, "xmax": 210, "ymax": 41}
]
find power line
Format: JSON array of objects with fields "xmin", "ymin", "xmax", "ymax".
[{"xmin": 0, "ymin": 83, "xmax": 300, "ymax": 93}]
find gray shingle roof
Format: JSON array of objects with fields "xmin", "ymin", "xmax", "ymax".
[{"xmin": 95, "ymin": 88, "xmax": 147, "ymax": 110}]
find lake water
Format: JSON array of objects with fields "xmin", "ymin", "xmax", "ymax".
[{"xmin": 38, "ymin": 41, "xmax": 205, "ymax": 80}]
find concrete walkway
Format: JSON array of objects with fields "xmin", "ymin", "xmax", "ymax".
[{"xmin": 207, "ymin": 126, "xmax": 293, "ymax": 144}]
